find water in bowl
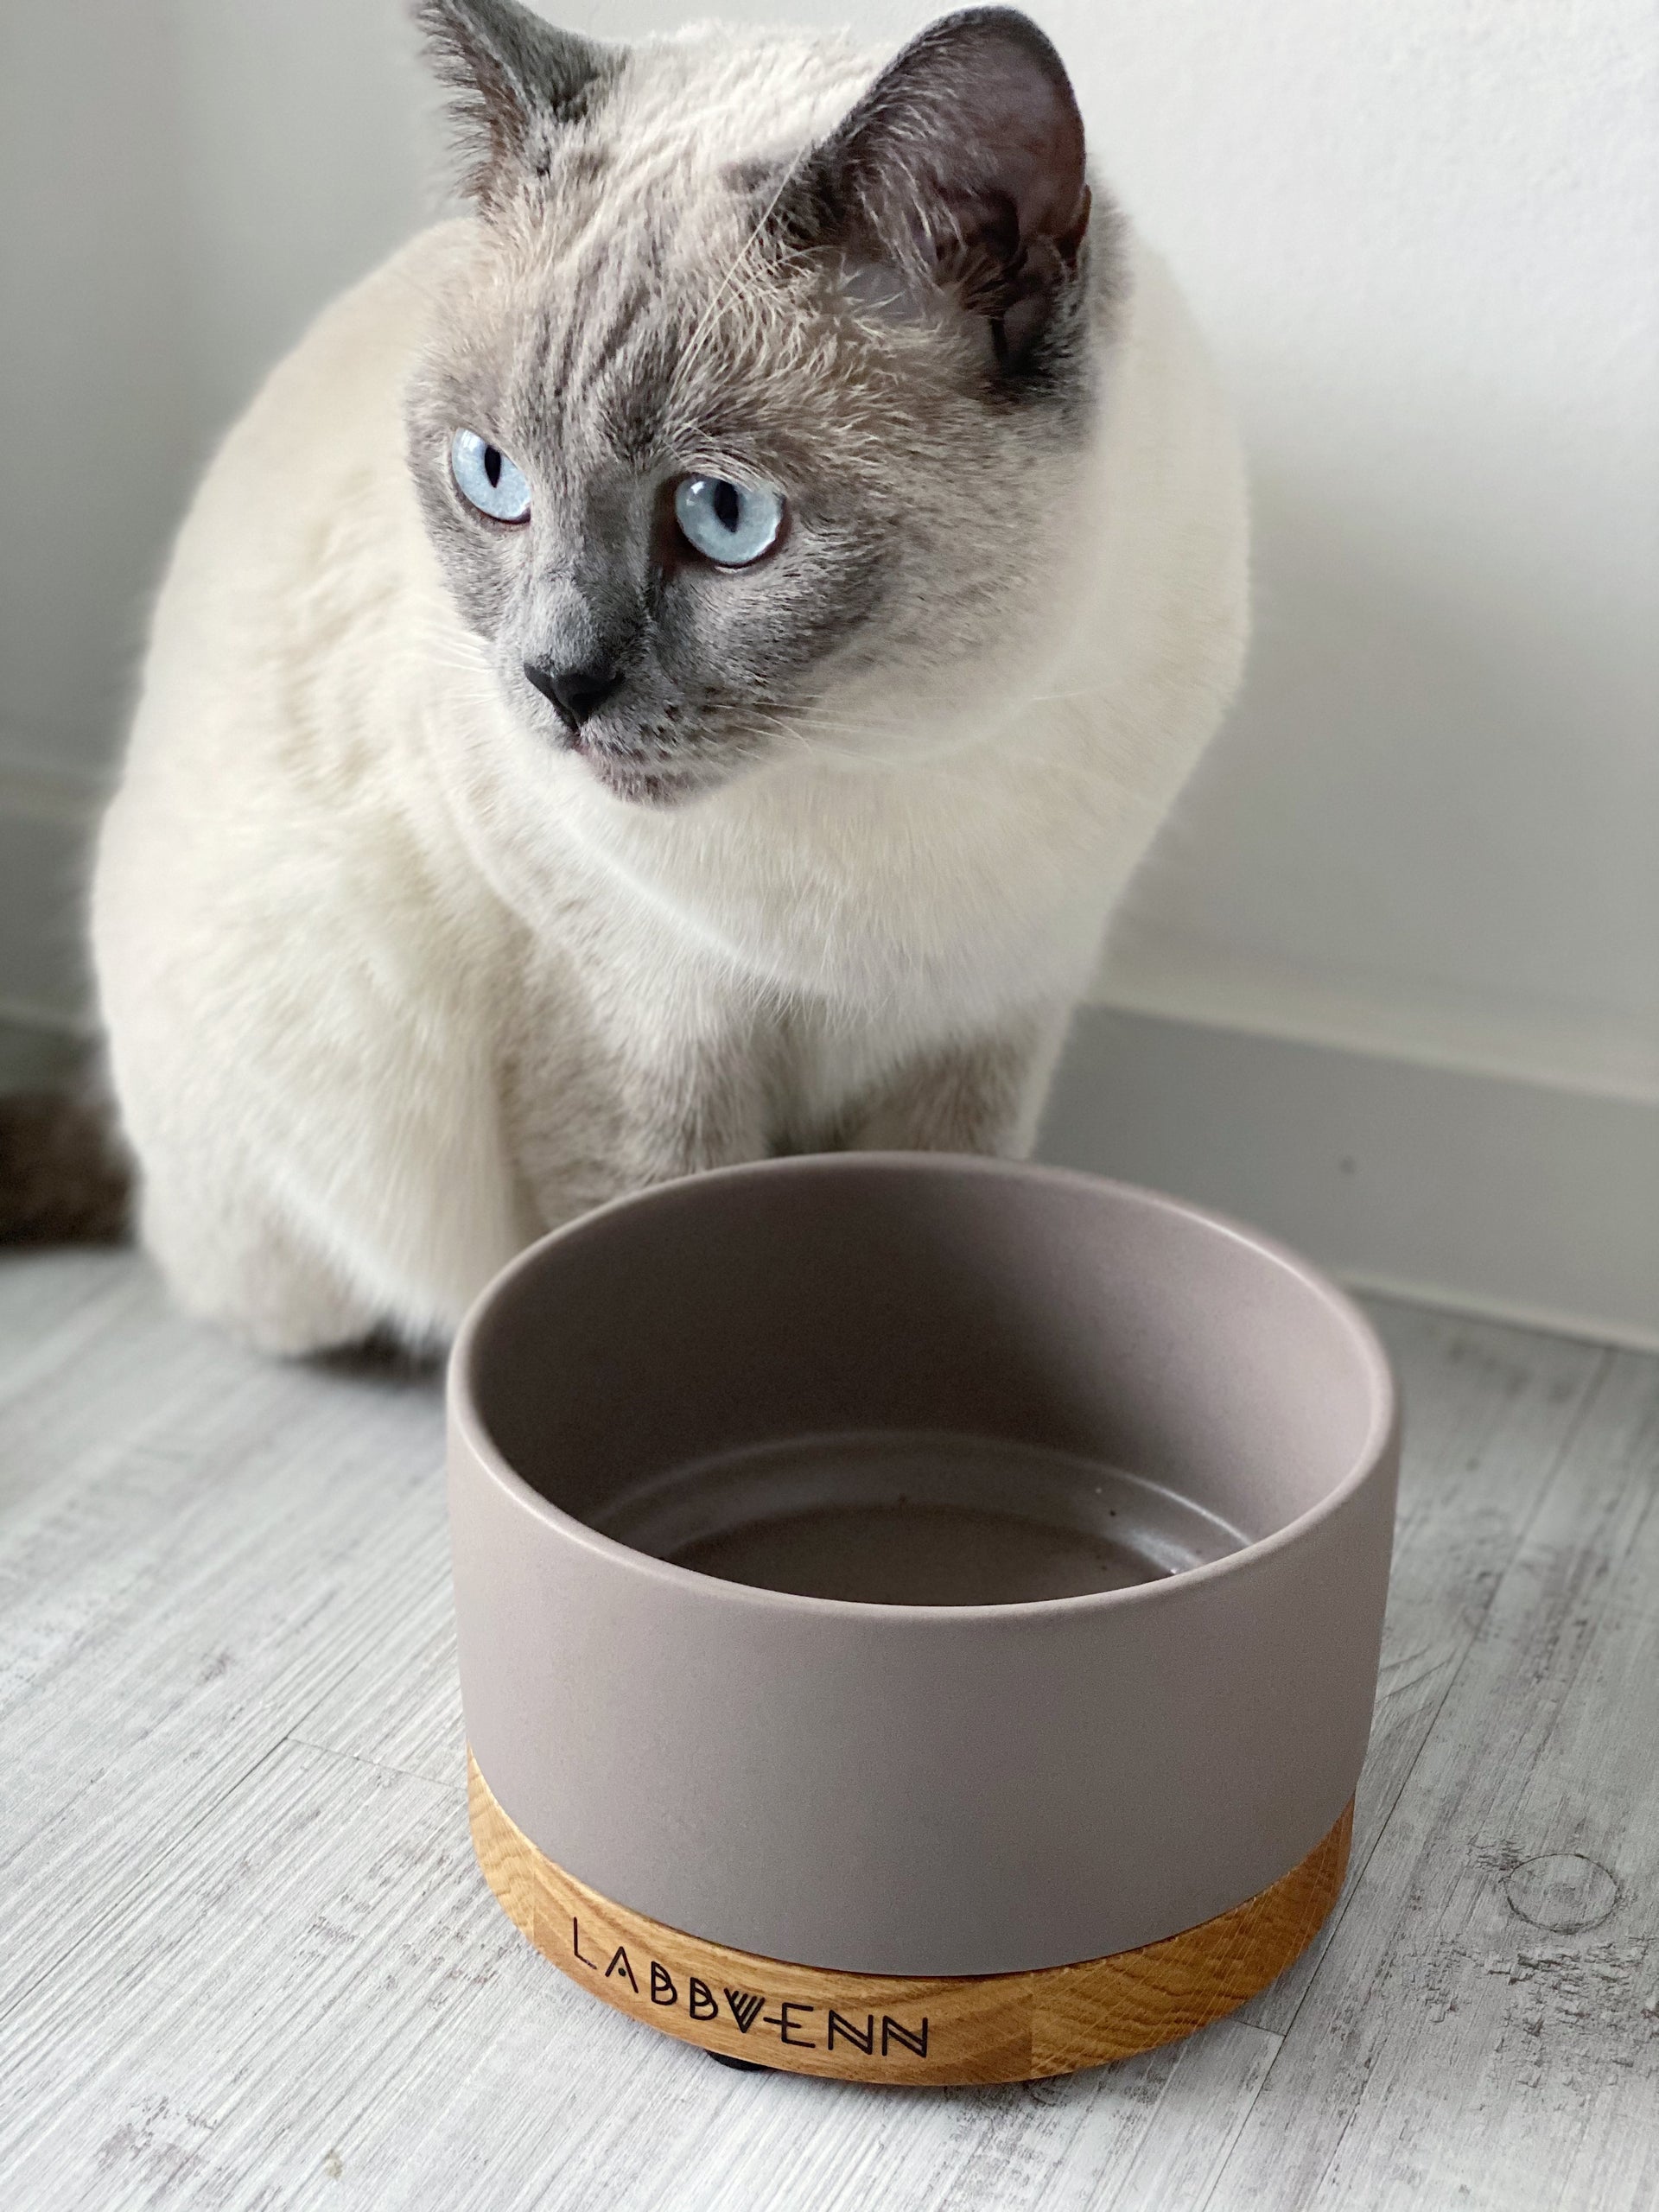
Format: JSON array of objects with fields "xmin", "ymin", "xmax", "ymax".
[{"xmin": 595, "ymin": 1432, "xmax": 1247, "ymax": 1605}]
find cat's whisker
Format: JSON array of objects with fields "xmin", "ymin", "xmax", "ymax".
[
  {"xmin": 766, "ymin": 701, "xmax": 959, "ymax": 734},
  {"xmin": 773, "ymin": 713, "xmax": 1001, "ymax": 757},
  {"xmin": 753, "ymin": 717, "xmax": 995, "ymax": 789}
]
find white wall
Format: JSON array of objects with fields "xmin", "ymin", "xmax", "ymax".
[
  {"xmin": 2, "ymin": 0, "xmax": 1655, "ymax": 1319},
  {"xmin": 1068, "ymin": 0, "xmax": 1659, "ymax": 1106},
  {"xmin": 0, "ymin": 0, "xmax": 435, "ymax": 1013}
]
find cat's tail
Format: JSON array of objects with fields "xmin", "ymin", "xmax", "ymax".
[{"xmin": 0, "ymin": 1061, "xmax": 131, "ymax": 1243}]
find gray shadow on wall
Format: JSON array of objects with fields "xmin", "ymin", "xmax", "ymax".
[{"xmin": 1099, "ymin": 468, "xmax": 1657, "ymax": 1034}]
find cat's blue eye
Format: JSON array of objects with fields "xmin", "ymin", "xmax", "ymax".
[
  {"xmin": 674, "ymin": 475, "xmax": 785, "ymax": 567},
  {"xmin": 450, "ymin": 429, "xmax": 532, "ymax": 524}
]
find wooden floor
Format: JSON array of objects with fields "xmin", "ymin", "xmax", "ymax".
[{"xmin": 0, "ymin": 1248, "xmax": 1653, "ymax": 2211}]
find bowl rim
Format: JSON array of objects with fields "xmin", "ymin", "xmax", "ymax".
[{"xmin": 447, "ymin": 1153, "xmax": 1401, "ymax": 1624}]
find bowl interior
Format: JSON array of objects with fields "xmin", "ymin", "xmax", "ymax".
[{"xmin": 463, "ymin": 1160, "xmax": 1388, "ymax": 1608}]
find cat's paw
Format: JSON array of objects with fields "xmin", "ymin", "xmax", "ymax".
[{"xmin": 141, "ymin": 1188, "xmax": 390, "ymax": 1358}]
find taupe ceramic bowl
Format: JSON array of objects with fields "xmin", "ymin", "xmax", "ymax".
[{"xmin": 448, "ymin": 1155, "xmax": 1398, "ymax": 2083}]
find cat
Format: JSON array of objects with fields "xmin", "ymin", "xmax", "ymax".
[{"xmin": 79, "ymin": 0, "xmax": 1248, "ymax": 1355}]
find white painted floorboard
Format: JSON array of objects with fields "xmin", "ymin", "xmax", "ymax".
[{"xmin": 0, "ymin": 1250, "xmax": 1652, "ymax": 2211}]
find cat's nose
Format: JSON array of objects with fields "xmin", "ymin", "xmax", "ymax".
[{"xmin": 524, "ymin": 658, "xmax": 623, "ymax": 736}]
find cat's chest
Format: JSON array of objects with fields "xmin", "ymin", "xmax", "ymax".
[
  {"xmin": 543, "ymin": 752, "xmax": 1110, "ymax": 1029},
  {"xmin": 504, "ymin": 948, "xmax": 947, "ymax": 1217},
  {"xmin": 503, "ymin": 947, "xmax": 837, "ymax": 1217}
]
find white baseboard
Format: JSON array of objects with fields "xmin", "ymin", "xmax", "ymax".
[
  {"xmin": 1090, "ymin": 924, "xmax": 1659, "ymax": 1107},
  {"xmin": 1040, "ymin": 1005, "xmax": 1659, "ymax": 1353}
]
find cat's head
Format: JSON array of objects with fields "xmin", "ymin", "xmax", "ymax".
[{"xmin": 407, "ymin": 2, "xmax": 1114, "ymax": 805}]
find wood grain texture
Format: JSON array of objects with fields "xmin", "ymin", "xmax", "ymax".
[
  {"xmin": 470, "ymin": 1753, "xmax": 1351, "ymax": 2084},
  {"xmin": 0, "ymin": 1250, "xmax": 1653, "ymax": 2209},
  {"xmin": 1215, "ymin": 1343, "xmax": 1659, "ymax": 2211},
  {"xmin": 1239, "ymin": 1301, "xmax": 1610, "ymax": 2035},
  {"xmin": 0, "ymin": 1249, "xmax": 445, "ymax": 2019}
]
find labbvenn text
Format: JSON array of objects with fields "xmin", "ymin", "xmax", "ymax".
[{"xmin": 570, "ymin": 1916, "xmax": 931, "ymax": 2066}]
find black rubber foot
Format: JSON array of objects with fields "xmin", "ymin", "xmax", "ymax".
[{"xmin": 707, "ymin": 2050, "xmax": 774, "ymax": 2074}]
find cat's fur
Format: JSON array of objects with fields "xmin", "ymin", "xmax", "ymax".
[{"xmin": 89, "ymin": 3, "xmax": 1248, "ymax": 1355}]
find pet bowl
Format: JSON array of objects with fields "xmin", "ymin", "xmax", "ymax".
[{"xmin": 448, "ymin": 1154, "xmax": 1398, "ymax": 2083}]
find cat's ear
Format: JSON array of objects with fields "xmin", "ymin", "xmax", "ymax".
[
  {"xmin": 414, "ymin": 0, "xmax": 616, "ymax": 210},
  {"xmin": 778, "ymin": 7, "xmax": 1092, "ymax": 375}
]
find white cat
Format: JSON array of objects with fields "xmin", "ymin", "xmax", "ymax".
[{"xmin": 90, "ymin": 2, "xmax": 1247, "ymax": 1355}]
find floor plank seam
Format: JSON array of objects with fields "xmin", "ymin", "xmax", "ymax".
[
  {"xmin": 1375, "ymin": 1338, "xmax": 1627, "ymax": 1819},
  {"xmin": 1204, "ymin": 2009, "xmax": 1374, "ymax": 2212},
  {"xmin": 1242, "ymin": 1861, "xmax": 1373, "ymax": 2046},
  {"xmin": 1207, "ymin": 1338, "xmax": 1653, "ymax": 2210},
  {"xmin": 255, "ymin": 1575, "xmax": 452, "ymax": 1776},
  {"xmin": 284, "ymin": 1732, "xmax": 457, "ymax": 1793},
  {"xmin": 1224, "ymin": 1354, "xmax": 1611, "ymax": 2055},
  {"xmin": 1505, "ymin": 1344, "xmax": 1618, "ymax": 1542},
  {"xmin": 1151, "ymin": 2021, "xmax": 1283, "ymax": 2212},
  {"xmin": 0, "ymin": 1732, "xmax": 296, "ymax": 2032}
]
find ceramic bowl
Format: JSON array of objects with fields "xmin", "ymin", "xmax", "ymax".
[{"xmin": 448, "ymin": 1154, "xmax": 1398, "ymax": 2082}]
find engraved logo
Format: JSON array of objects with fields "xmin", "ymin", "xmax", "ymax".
[{"xmin": 569, "ymin": 1916, "xmax": 931, "ymax": 2067}]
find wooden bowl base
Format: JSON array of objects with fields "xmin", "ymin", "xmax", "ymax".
[{"xmin": 468, "ymin": 1753, "xmax": 1351, "ymax": 2086}]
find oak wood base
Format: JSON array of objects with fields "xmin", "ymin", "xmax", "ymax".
[{"xmin": 468, "ymin": 1753, "xmax": 1352, "ymax": 2084}]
